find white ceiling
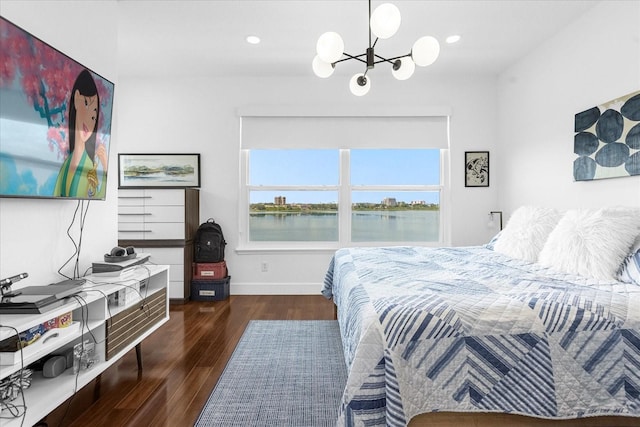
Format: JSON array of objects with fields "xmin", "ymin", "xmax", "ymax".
[{"xmin": 116, "ymin": 0, "xmax": 599, "ymax": 77}]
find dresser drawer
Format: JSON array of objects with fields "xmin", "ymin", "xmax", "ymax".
[
  {"xmin": 167, "ymin": 280, "xmax": 184, "ymax": 299},
  {"xmin": 118, "ymin": 222, "xmax": 148, "ymax": 240},
  {"xmin": 144, "ymin": 247, "xmax": 182, "ymax": 263},
  {"xmin": 118, "ymin": 206, "xmax": 148, "ymax": 223},
  {"xmin": 144, "ymin": 189, "xmax": 184, "ymax": 206},
  {"xmin": 142, "ymin": 222, "xmax": 184, "ymax": 240},
  {"xmin": 117, "ymin": 189, "xmax": 147, "ymax": 206},
  {"xmin": 118, "ymin": 222, "xmax": 183, "ymax": 240},
  {"xmin": 144, "ymin": 248, "xmax": 187, "ymax": 299},
  {"xmin": 144, "ymin": 205, "xmax": 184, "ymax": 223},
  {"xmin": 117, "ymin": 231, "xmax": 146, "ymax": 240}
]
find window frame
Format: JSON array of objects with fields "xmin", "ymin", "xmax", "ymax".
[
  {"xmin": 237, "ymin": 109, "xmax": 451, "ymax": 253},
  {"xmin": 239, "ymin": 148, "xmax": 448, "ymax": 251}
]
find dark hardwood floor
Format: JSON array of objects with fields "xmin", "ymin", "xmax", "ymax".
[
  {"xmin": 38, "ymin": 294, "xmax": 640, "ymax": 427},
  {"xmin": 42, "ymin": 295, "xmax": 336, "ymax": 427}
]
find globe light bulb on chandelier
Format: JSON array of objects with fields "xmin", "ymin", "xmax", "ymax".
[
  {"xmin": 312, "ymin": 0, "xmax": 440, "ymax": 96},
  {"xmin": 349, "ymin": 73, "xmax": 372, "ymax": 96}
]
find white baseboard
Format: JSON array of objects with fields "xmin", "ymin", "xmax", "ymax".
[{"xmin": 229, "ymin": 282, "xmax": 324, "ymax": 295}]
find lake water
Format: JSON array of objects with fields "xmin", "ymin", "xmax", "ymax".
[{"xmin": 249, "ymin": 210, "xmax": 439, "ymax": 242}]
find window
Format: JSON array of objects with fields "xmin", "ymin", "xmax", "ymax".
[
  {"xmin": 351, "ymin": 149, "xmax": 440, "ymax": 243},
  {"xmin": 245, "ymin": 148, "xmax": 442, "ymax": 246},
  {"xmin": 249, "ymin": 149, "xmax": 339, "ymax": 242},
  {"xmin": 239, "ymin": 112, "xmax": 450, "ymax": 249}
]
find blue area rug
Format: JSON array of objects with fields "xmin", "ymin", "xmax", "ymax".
[{"xmin": 195, "ymin": 320, "xmax": 347, "ymax": 426}]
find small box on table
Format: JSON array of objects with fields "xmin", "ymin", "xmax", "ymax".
[
  {"xmin": 191, "ymin": 276, "xmax": 230, "ymax": 301},
  {"xmin": 193, "ymin": 261, "xmax": 227, "ymax": 280}
]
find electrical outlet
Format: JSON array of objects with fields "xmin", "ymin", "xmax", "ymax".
[{"xmin": 261, "ymin": 262, "xmax": 268, "ymax": 272}]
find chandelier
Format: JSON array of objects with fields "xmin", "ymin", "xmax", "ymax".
[{"xmin": 312, "ymin": 0, "xmax": 440, "ymax": 96}]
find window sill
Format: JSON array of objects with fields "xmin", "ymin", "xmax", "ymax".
[
  {"xmin": 234, "ymin": 246, "xmax": 339, "ymax": 255},
  {"xmin": 234, "ymin": 241, "xmax": 446, "ymax": 255}
]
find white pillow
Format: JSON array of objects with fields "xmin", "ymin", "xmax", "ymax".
[
  {"xmin": 538, "ymin": 207, "xmax": 640, "ymax": 281},
  {"xmin": 493, "ymin": 206, "xmax": 562, "ymax": 262}
]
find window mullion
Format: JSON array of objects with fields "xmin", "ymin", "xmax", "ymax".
[{"xmin": 339, "ymin": 149, "xmax": 351, "ymax": 246}]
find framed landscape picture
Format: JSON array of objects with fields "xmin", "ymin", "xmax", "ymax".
[
  {"xmin": 118, "ymin": 153, "xmax": 201, "ymax": 188},
  {"xmin": 465, "ymin": 151, "xmax": 489, "ymax": 187}
]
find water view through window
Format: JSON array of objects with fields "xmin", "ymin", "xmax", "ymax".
[
  {"xmin": 248, "ymin": 149, "xmax": 441, "ymax": 243},
  {"xmin": 250, "ymin": 191, "xmax": 339, "ymax": 241}
]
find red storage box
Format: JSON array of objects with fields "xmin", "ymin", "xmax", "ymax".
[{"xmin": 193, "ymin": 261, "xmax": 227, "ymax": 280}]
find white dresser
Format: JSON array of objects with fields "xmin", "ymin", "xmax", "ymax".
[{"xmin": 117, "ymin": 188, "xmax": 199, "ymax": 301}]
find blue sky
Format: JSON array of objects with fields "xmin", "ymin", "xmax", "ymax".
[{"xmin": 249, "ymin": 149, "xmax": 440, "ymax": 204}]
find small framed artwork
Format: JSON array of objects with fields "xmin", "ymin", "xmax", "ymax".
[
  {"xmin": 465, "ymin": 151, "xmax": 489, "ymax": 187},
  {"xmin": 118, "ymin": 153, "xmax": 201, "ymax": 188}
]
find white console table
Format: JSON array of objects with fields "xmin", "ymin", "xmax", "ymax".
[{"xmin": 0, "ymin": 265, "xmax": 169, "ymax": 427}]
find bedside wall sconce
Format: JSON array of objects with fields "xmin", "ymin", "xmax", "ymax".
[{"xmin": 488, "ymin": 211, "xmax": 503, "ymax": 231}]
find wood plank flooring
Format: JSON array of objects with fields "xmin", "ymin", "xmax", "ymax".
[
  {"xmin": 38, "ymin": 295, "xmax": 639, "ymax": 427},
  {"xmin": 42, "ymin": 295, "xmax": 335, "ymax": 427}
]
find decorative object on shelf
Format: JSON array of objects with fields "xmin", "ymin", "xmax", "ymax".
[
  {"xmin": 72, "ymin": 341, "xmax": 96, "ymax": 375},
  {"xmin": 0, "ymin": 272, "xmax": 28, "ymax": 297},
  {"xmin": 465, "ymin": 151, "xmax": 489, "ymax": 187},
  {"xmin": 488, "ymin": 211, "xmax": 503, "ymax": 231},
  {"xmin": 574, "ymin": 90, "xmax": 640, "ymax": 181},
  {"xmin": 118, "ymin": 153, "xmax": 201, "ymax": 188},
  {"xmin": 312, "ymin": 0, "xmax": 440, "ymax": 96}
]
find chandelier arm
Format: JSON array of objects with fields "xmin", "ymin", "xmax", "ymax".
[
  {"xmin": 373, "ymin": 53, "xmax": 412, "ymax": 65},
  {"xmin": 334, "ymin": 52, "xmax": 368, "ymax": 65}
]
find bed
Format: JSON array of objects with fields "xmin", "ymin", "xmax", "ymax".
[{"xmin": 321, "ymin": 207, "xmax": 640, "ymax": 427}]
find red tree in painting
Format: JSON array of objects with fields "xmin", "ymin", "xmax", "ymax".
[{"xmin": 0, "ymin": 18, "xmax": 111, "ymax": 160}]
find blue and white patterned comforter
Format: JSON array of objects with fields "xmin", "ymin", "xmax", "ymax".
[{"xmin": 321, "ymin": 246, "xmax": 640, "ymax": 427}]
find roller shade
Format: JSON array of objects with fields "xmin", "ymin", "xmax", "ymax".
[{"xmin": 241, "ymin": 115, "xmax": 449, "ymax": 149}]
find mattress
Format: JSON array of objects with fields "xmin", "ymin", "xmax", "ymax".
[{"xmin": 322, "ymin": 246, "xmax": 640, "ymax": 427}]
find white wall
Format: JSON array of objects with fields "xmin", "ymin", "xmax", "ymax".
[
  {"xmin": 497, "ymin": 0, "xmax": 640, "ymax": 221},
  {"xmin": 14, "ymin": 1, "xmax": 633, "ymax": 295},
  {"xmin": 116, "ymin": 73, "xmax": 500, "ymax": 293},
  {"xmin": 0, "ymin": 2, "xmax": 119, "ymax": 288}
]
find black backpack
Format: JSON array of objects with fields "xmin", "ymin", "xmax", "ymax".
[{"xmin": 194, "ymin": 219, "xmax": 226, "ymax": 263}]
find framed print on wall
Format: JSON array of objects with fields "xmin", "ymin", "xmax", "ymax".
[
  {"xmin": 573, "ymin": 90, "xmax": 640, "ymax": 181},
  {"xmin": 118, "ymin": 153, "xmax": 201, "ymax": 188},
  {"xmin": 465, "ymin": 151, "xmax": 489, "ymax": 187}
]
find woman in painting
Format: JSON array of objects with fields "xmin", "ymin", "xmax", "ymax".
[{"xmin": 53, "ymin": 69, "xmax": 107, "ymax": 198}]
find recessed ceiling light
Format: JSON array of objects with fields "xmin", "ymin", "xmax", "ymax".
[
  {"xmin": 446, "ymin": 35, "xmax": 461, "ymax": 44},
  {"xmin": 246, "ymin": 35, "xmax": 261, "ymax": 45}
]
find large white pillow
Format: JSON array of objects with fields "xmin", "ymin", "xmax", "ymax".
[
  {"xmin": 538, "ymin": 207, "xmax": 640, "ymax": 281},
  {"xmin": 493, "ymin": 206, "xmax": 562, "ymax": 262}
]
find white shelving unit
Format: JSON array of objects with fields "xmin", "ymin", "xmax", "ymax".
[{"xmin": 0, "ymin": 264, "xmax": 169, "ymax": 427}]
